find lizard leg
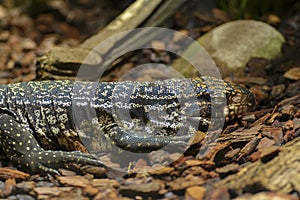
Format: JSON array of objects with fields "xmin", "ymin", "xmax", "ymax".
[
  {"xmin": 104, "ymin": 125, "xmax": 191, "ymax": 153},
  {"xmin": 0, "ymin": 113, "xmax": 107, "ymax": 175}
]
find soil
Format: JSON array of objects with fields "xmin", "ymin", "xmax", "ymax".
[{"xmin": 0, "ymin": 1, "xmax": 300, "ymax": 199}]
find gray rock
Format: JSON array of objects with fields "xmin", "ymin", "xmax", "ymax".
[{"xmin": 198, "ymin": 20, "xmax": 285, "ymax": 76}]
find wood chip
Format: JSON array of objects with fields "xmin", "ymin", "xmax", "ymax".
[
  {"xmin": 167, "ymin": 174, "xmax": 205, "ymax": 191},
  {"xmin": 182, "ymin": 166, "xmax": 218, "ymax": 179},
  {"xmin": 34, "ymin": 187, "xmax": 61, "ymax": 196},
  {"xmin": 58, "ymin": 168, "xmax": 77, "ymax": 176},
  {"xmin": 185, "ymin": 186, "xmax": 206, "ymax": 200},
  {"xmin": 185, "ymin": 160, "xmax": 215, "ymax": 169},
  {"xmin": 237, "ymin": 136, "xmax": 261, "ymax": 160},
  {"xmin": 249, "ymin": 151, "xmax": 261, "ymax": 162},
  {"xmin": 241, "ymin": 114, "xmax": 256, "ymax": 122},
  {"xmin": 21, "ymin": 38, "xmax": 37, "ymax": 50},
  {"xmin": 216, "ymin": 164, "xmax": 239, "ymax": 175},
  {"xmin": 189, "ymin": 131, "xmax": 206, "ymax": 145},
  {"xmin": 294, "ymin": 118, "xmax": 300, "ymax": 130},
  {"xmin": 261, "ymin": 127, "xmax": 283, "ymax": 145},
  {"xmin": 91, "ymin": 179, "xmax": 119, "ymax": 188},
  {"xmin": 283, "ymin": 67, "xmax": 300, "ymax": 80},
  {"xmin": 83, "ymin": 185, "xmax": 99, "ymax": 196},
  {"xmin": 120, "ymin": 179, "xmax": 163, "ymax": 194},
  {"xmin": 0, "ymin": 168, "xmax": 29, "ymax": 180},
  {"xmin": 57, "ymin": 176, "xmax": 89, "ymax": 188},
  {"xmin": 15, "ymin": 181, "xmax": 35, "ymax": 193},
  {"xmin": 260, "ymin": 146, "xmax": 281, "ymax": 162},
  {"xmin": 269, "ymin": 84, "xmax": 285, "ymax": 100},
  {"xmin": 283, "ymin": 120, "xmax": 294, "ymax": 131},
  {"xmin": 281, "ymin": 104, "xmax": 295, "ymax": 116},
  {"xmin": 3, "ymin": 178, "xmax": 16, "ymax": 196},
  {"xmin": 80, "ymin": 165, "xmax": 107, "ymax": 178},
  {"xmin": 204, "ymin": 186, "xmax": 230, "ymax": 200},
  {"xmin": 283, "ymin": 130, "xmax": 296, "ymax": 142},
  {"xmin": 256, "ymin": 137, "xmax": 275, "ymax": 149},
  {"xmin": 224, "ymin": 148, "xmax": 241, "ymax": 159},
  {"xmin": 93, "ymin": 188, "xmax": 119, "ymax": 199},
  {"xmin": 149, "ymin": 167, "xmax": 175, "ymax": 175}
]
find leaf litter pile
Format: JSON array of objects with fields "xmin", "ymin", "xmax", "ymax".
[{"xmin": 0, "ymin": 1, "xmax": 300, "ymax": 200}]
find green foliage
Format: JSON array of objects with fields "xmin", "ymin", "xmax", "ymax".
[{"xmin": 216, "ymin": 0, "xmax": 297, "ymax": 19}]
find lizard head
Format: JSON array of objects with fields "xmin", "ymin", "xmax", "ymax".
[
  {"xmin": 190, "ymin": 76, "xmax": 256, "ymax": 123},
  {"xmin": 223, "ymin": 81, "xmax": 256, "ymax": 121}
]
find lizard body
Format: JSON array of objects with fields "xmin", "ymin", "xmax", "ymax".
[{"xmin": 0, "ymin": 77, "xmax": 255, "ymax": 174}]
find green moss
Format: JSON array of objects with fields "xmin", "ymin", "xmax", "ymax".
[{"xmin": 216, "ymin": 0, "xmax": 297, "ymax": 19}]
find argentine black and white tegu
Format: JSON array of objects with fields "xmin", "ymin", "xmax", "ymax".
[{"xmin": 0, "ymin": 77, "xmax": 255, "ymax": 174}]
